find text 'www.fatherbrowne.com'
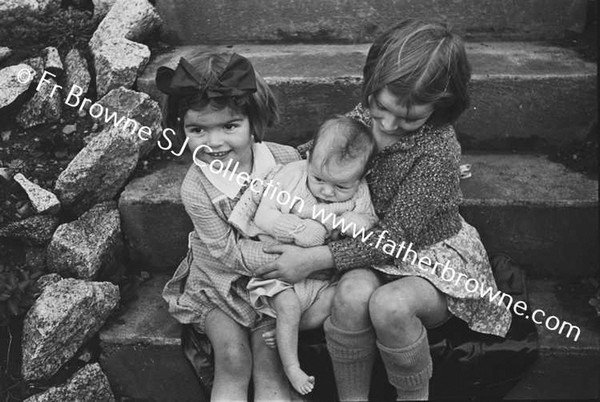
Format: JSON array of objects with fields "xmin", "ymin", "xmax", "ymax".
[{"xmin": 22, "ymin": 68, "xmax": 581, "ymax": 342}]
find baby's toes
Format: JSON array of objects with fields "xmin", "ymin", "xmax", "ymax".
[
  {"xmin": 301, "ymin": 383, "xmax": 314, "ymax": 394},
  {"xmin": 303, "ymin": 377, "xmax": 315, "ymax": 394}
]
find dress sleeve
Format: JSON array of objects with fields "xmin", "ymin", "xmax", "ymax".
[
  {"xmin": 181, "ymin": 171, "xmax": 279, "ymax": 275},
  {"xmin": 328, "ymin": 150, "xmax": 459, "ymax": 272}
]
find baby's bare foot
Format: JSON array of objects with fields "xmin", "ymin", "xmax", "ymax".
[
  {"xmin": 285, "ymin": 364, "xmax": 315, "ymax": 395},
  {"xmin": 262, "ymin": 330, "xmax": 276, "ymax": 349}
]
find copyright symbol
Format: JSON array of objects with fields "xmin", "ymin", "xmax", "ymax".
[{"xmin": 17, "ymin": 68, "xmax": 34, "ymax": 84}]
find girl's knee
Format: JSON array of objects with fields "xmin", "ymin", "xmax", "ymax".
[
  {"xmin": 332, "ymin": 269, "xmax": 380, "ymax": 316},
  {"xmin": 369, "ymin": 277, "xmax": 448, "ymax": 331},
  {"xmin": 369, "ymin": 284, "xmax": 418, "ymax": 330},
  {"xmin": 215, "ymin": 343, "xmax": 252, "ymax": 380}
]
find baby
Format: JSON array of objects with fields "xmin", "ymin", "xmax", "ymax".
[{"xmin": 229, "ymin": 116, "xmax": 378, "ymax": 395}]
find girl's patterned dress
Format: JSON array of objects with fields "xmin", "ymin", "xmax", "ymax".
[
  {"xmin": 328, "ymin": 104, "xmax": 512, "ymax": 337},
  {"xmin": 162, "ymin": 141, "xmax": 300, "ymax": 333}
]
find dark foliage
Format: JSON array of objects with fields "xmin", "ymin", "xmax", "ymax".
[{"xmin": 0, "ymin": 3, "xmax": 101, "ymax": 59}]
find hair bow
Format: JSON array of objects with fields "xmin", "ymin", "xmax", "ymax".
[{"xmin": 155, "ymin": 53, "xmax": 257, "ymax": 99}]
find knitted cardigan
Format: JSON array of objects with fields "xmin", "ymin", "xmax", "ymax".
[{"xmin": 328, "ymin": 104, "xmax": 463, "ymax": 271}]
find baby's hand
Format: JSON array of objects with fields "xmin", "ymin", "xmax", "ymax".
[
  {"xmin": 329, "ymin": 229, "xmax": 342, "ymax": 241},
  {"xmin": 271, "ymin": 214, "xmax": 306, "ymax": 243},
  {"xmin": 293, "ymin": 219, "xmax": 327, "ymax": 247}
]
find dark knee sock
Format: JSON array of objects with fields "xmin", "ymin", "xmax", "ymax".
[
  {"xmin": 377, "ymin": 326, "xmax": 432, "ymax": 401},
  {"xmin": 324, "ymin": 317, "xmax": 376, "ymax": 401}
]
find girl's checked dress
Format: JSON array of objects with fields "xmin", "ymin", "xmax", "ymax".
[{"xmin": 162, "ymin": 141, "xmax": 301, "ymax": 332}]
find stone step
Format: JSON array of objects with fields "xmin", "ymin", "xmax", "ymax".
[
  {"xmin": 137, "ymin": 43, "xmax": 597, "ymax": 152},
  {"xmin": 154, "ymin": 0, "xmax": 588, "ymax": 44},
  {"xmin": 99, "ymin": 274, "xmax": 204, "ymax": 402},
  {"xmin": 98, "ymin": 275, "xmax": 600, "ymax": 401},
  {"xmin": 459, "ymin": 153, "xmax": 598, "ymax": 278},
  {"xmin": 119, "ymin": 152, "xmax": 598, "ymax": 277}
]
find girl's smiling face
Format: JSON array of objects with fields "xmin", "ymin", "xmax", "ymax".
[
  {"xmin": 183, "ymin": 106, "xmax": 253, "ymax": 173},
  {"xmin": 369, "ymin": 87, "xmax": 434, "ymax": 149}
]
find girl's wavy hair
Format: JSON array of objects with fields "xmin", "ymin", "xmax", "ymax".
[
  {"xmin": 161, "ymin": 52, "xmax": 279, "ymax": 147},
  {"xmin": 362, "ymin": 19, "xmax": 471, "ymax": 126}
]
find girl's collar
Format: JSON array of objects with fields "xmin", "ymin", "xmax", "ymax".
[{"xmin": 198, "ymin": 142, "xmax": 276, "ymax": 199}]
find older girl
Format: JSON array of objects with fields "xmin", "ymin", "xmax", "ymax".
[{"xmin": 255, "ymin": 19, "xmax": 512, "ymax": 401}]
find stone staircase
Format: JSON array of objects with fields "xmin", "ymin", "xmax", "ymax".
[{"xmin": 99, "ymin": 1, "xmax": 599, "ymax": 400}]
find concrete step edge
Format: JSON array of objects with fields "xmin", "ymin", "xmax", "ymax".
[
  {"xmin": 136, "ymin": 42, "xmax": 597, "ymax": 152},
  {"xmin": 124, "ymin": 152, "xmax": 599, "ymax": 206},
  {"xmin": 155, "ymin": 0, "xmax": 589, "ymax": 45},
  {"xmin": 99, "ymin": 275, "xmax": 600, "ymax": 356},
  {"xmin": 138, "ymin": 42, "xmax": 596, "ymax": 96}
]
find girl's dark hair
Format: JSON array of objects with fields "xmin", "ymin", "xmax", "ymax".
[
  {"xmin": 160, "ymin": 52, "xmax": 279, "ymax": 147},
  {"xmin": 362, "ymin": 18, "xmax": 471, "ymax": 125}
]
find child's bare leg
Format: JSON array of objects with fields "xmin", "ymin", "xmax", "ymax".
[
  {"xmin": 204, "ymin": 308, "xmax": 252, "ymax": 401},
  {"xmin": 251, "ymin": 320, "xmax": 296, "ymax": 401},
  {"xmin": 300, "ymin": 286, "xmax": 335, "ymax": 330},
  {"xmin": 272, "ymin": 289, "xmax": 315, "ymax": 395},
  {"xmin": 264, "ymin": 284, "xmax": 336, "ymax": 341}
]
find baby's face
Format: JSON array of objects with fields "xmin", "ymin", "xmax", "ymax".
[{"xmin": 307, "ymin": 154, "xmax": 363, "ymax": 203}]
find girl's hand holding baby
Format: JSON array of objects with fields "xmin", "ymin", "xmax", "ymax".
[{"xmin": 257, "ymin": 244, "xmax": 334, "ymax": 283}]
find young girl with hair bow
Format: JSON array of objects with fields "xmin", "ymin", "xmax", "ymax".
[{"xmin": 159, "ymin": 52, "xmax": 308, "ymax": 400}]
